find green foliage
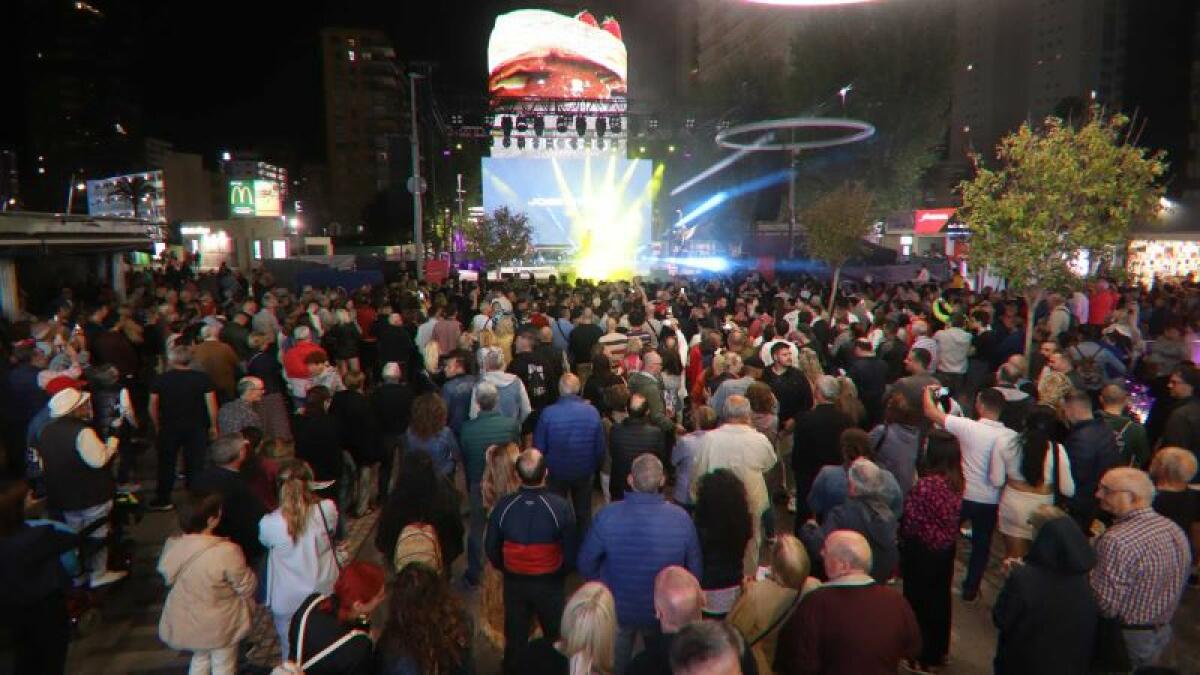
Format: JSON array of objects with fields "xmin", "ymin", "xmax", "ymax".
[
  {"xmin": 803, "ymin": 182, "xmax": 874, "ymax": 268},
  {"xmin": 111, "ymin": 176, "xmax": 157, "ymax": 219},
  {"xmin": 461, "ymin": 206, "xmax": 533, "ymax": 271},
  {"xmin": 958, "ymin": 109, "xmax": 1166, "ymax": 293},
  {"xmin": 785, "ymin": 0, "xmax": 954, "ymax": 214}
]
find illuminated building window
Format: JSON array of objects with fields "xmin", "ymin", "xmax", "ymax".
[
  {"xmin": 348, "ymin": 50, "xmax": 357, "ymax": 62},
  {"xmin": 271, "ymin": 240, "xmax": 287, "ymax": 259},
  {"xmin": 252, "ymin": 240, "xmax": 263, "ymax": 260}
]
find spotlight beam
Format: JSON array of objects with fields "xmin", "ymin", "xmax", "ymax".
[{"xmin": 669, "ymin": 132, "xmax": 775, "ymax": 197}]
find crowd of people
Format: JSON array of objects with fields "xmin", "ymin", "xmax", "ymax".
[{"xmin": 0, "ymin": 257, "xmax": 1198, "ymax": 674}]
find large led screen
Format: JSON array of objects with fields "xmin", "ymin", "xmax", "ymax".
[
  {"xmin": 488, "ymin": 9, "xmax": 626, "ymax": 100},
  {"xmin": 483, "ymin": 156, "xmax": 654, "ymax": 278}
]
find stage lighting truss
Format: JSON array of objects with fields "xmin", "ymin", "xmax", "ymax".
[{"xmin": 714, "ymin": 117, "xmax": 875, "ymax": 151}]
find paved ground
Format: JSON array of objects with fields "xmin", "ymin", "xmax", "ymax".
[{"xmin": 1, "ymin": 481, "xmax": 1197, "ymax": 674}]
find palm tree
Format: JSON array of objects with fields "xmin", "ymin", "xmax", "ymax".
[{"xmin": 110, "ymin": 176, "xmax": 157, "ymax": 219}]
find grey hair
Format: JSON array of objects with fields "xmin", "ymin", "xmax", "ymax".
[
  {"xmin": 1151, "ymin": 447, "xmax": 1199, "ymax": 485},
  {"xmin": 847, "ymin": 458, "xmax": 885, "ymax": 497},
  {"xmin": 237, "ymin": 376, "xmax": 263, "ymax": 397},
  {"xmin": 721, "ymin": 395, "xmax": 752, "ymax": 422},
  {"xmin": 911, "ymin": 320, "xmax": 929, "ymax": 337},
  {"xmin": 209, "ymin": 433, "xmax": 246, "ymax": 466},
  {"xmin": 475, "ymin": 381, "xmax": 500, "ymax": 411},
  {"xmin": 482, "ymin": 346, "xmax": 505, "ymax": 371},
  {"xmin": 293, "ymin": 325, "xmax": 311, "ymax": 341},
  {"xmin": 560, "ymin": 373, "xmax": 581, "ymax": 396},
  {"xmin": 381, "ymin": 361, "xmax": 401, "ymax": 382},
  {"xmin": 631, "ymin": 453, "xmax": 664, "ymax": 494},
  {"xmin": 669, "ymin": 620, "xmax": 745, "ymax": 675},
  {"xmin": 816, "ymin": 375, "xmax": 841, "ymax": 400},
  {"xmin": 168, "ymin": 345, "xmax": 192, "ymax": 366},
  {"xmin": 200, "ymin": 323, "xmax": 219, "ymax": 340},
  {"xmin": 725, "ymin": 353, "xmax": 743, "ymax": 376}
]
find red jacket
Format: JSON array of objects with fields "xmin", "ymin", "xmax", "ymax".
[{"xmin": 283, "ymin": 341, "xmax": 323, "ymax": 378}]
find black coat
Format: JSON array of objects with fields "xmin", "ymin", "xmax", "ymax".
[
  {"xmin": 332, "ymin": 390, "xmax": 380, "ymax": 464},
  {"xmin": 294, "ymin": 412, "xmax": 344, "ymax": 484},
  {"xmin": 793, "ymin": 403, "xmax": 853, "ymax": 479},
  {"xmin": 194, "ymin": 466, "xmax": 268, "ymax": 565},
  {"xmin": 848, "ymin": 356, "xmax": 889, "ymax": 427},
  {"xmin": 609, "ymin": 417, "xmax": 665, "ymax": 501},
  {"xmin": 1161, "ymin": 396, "xmax": 1200, "ymax": 457},
  {"xmin": 1063, "ymin": 417, "xmax": 1120, "ymax": 519},
  {"xmin": 993, "ymin": 518, "xmax": 1097, "ymax": 675}
]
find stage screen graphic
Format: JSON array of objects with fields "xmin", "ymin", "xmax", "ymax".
[
  {"xmin": 483, "ymin": 155, "xmax": 654, "ymax": 279},
  {"xmin": 488, "ymin": 9, "xmax": 626, "ymax": 100}
]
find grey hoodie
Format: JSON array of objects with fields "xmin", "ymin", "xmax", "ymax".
[{"xmin": 469, "ymin": 370, "xmax": 532, "ymax": 422}]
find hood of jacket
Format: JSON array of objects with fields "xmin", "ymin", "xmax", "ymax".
[
  {"xmin": 1025, "ymin": 517, "xmax": 1095, "ymax": 574},
  {"xmin": 481, "ymin": 370, "xmax": 521, "ymax": 388},
  {"xmin": 158, "ymin": 533, "xmax": 225, "ymax": 586}
]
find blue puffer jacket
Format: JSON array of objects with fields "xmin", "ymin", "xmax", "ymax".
[
  {"xmin": 533, "ymin": 395, "xmax": 606, "ymax": 482},
  {"xmin": 578, "ymin": 492, "xmax": 702, "ymax": 628}
]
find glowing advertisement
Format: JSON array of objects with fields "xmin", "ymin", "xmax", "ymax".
[
  {"xmin": 229, "ymin": 180, "xmax": 282, "ymax": 217},
  {"xmin": 483, "ymin": 156, "xmax": 656, "ymax": 278},
  {"xmin": 488, "ymin": 9, "xmax": 626, "ymax": 100},
  {"xmin": 86, "ymin": 170, "xmax": 167, "ymax": 222}
]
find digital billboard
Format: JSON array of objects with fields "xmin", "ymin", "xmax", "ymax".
[
  {"xmin": 229, "ymin": 180, "xmax": 282, "ymax": 217},
  {"xmin": 483, "ymin": 155, "xmax": 654, "ymax": 278},
  {"xmin": 488, "ymin": 9, "xmax": 626, "ymax": 100},
  {"xmin": 86, "ymin": 170, "xmax": 167, "ymax": 222}
]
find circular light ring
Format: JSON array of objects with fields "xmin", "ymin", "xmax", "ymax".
[{"xmin": 715, "ymin": 117, "xmax": 876, "ymax": 152}]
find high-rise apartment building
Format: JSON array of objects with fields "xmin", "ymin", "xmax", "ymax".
[{"xmin": 320, "ymin": 28, "xmax": 405, "ymax": 232}]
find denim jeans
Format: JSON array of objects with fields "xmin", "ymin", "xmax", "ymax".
[
  {"xmin": 1123, "ymin": 625, "xmax": 1172, "ymax": 670},
  {"xmin": 959, "ymin": 499, "xmax": 998, "ymax": 595},
  {"xmin": 63, "ymin": 501, "xmax": 113, "ymax": 577}
]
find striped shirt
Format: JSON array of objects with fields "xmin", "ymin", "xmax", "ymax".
[{"xmin": 1090, "ymin": 507, "xmax": 1190, "ymax": 626}]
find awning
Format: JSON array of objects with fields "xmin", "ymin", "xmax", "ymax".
[{"xmin": 913, "ymin": 208, "xmax": 957, "ymax": 234}]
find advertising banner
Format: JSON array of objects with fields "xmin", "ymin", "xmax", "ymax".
[
  {"xmin": 913, "ymin": 208, "xmax": 957, "ymax": 234},
  {"xmin": 229, "ymin": 180, "xmax": 282, "ymax": 217},
  {"xmin": 488, "ymin": 9, "xmax": 626, "ymax": 100}
]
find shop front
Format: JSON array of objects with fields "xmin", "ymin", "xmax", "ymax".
[{"xmin": 177, "ymin": 218, "xmax": 333, "ymax": 270}]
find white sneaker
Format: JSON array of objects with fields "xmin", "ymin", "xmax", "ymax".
[{"xmin": 90, "ymin": 570, "xmax": 128, "ymax": 588}]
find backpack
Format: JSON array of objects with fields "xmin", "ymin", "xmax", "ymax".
[
  {"xmin": 393, "ymin": 522, "xmax": 442, "ymax": 573},
  {"xmin": 1071, "ymin": 345, "xmax": 1104, "ymax": 391}
]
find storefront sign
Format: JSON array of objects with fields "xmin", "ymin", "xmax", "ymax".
[{"xmin": 913, "ymin": 208, "xmax": 957, "ymax": 234}]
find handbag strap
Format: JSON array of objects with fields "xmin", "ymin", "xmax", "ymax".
[
  {"xmin": 317, "ymin": 502, "xmax": 342, "ymax": 572},
  {"xmin": 173, "ymin": 540, "xmax": 222, "ymax": 582},
  {"xmin": 747, "ymin": 589, "xmax": 804, "ymax": 647}
]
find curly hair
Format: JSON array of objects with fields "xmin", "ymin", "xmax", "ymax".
[
  {"xmin": 408, "ymin": 393, "xmax": 448, "ymax": 439},
  {"xmin": 693, "ymin": 469, "xmax": 754, "ymax": 569},
  {"xmin": 381, "ymin": 564, "xmax": 470, "ymax": 673}
]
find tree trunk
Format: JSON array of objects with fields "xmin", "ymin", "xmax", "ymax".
[
  {"xmin": 827, "ymin": 264, "xmax": 842, "ymax": 317},
  {"xmin": 1023, "ymin": 288, "xmax": 1043, "ymax": 360}
]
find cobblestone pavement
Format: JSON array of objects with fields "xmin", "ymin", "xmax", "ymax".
[{"xmin": 1, "ymin": 487, "xmax": 1196, "ymax": 674}]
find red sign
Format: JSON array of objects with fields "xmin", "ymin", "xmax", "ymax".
[
  {"xmin": 913, "ymin": 208, "xmax": 957, "ymax": 235},
  {"xmin": 424, "ymin": 259, "xmax": 450, "ymax": 284}
]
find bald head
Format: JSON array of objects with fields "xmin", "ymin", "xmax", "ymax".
[
  {"xmin": 654, "ymin": 566, "xmax": 703, "ymax": 633},
  {"xmin": 1100, "ymin": 383, "xmax": 1127, "ymax": 410},
  {"xmin": 1099, "ymin": 467, "xmax": 1155, "ymax": 511},
  {"xmin": 538, "ymin": 326, "xmax": 553, "ymax": 344},
  {"xmin": 515, "ymin": 449, "xmax": 548, "ymax": 486},
  {"xmin": 822, "ymin": 530, "xmax": 872, "ymax": 579}
]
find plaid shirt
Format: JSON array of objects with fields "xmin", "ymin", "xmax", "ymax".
[{"xmin": 1090, "ymin": 507, "xmax": 1190, "ymax": 626}]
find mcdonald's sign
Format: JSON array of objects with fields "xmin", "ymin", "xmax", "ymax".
[
  {"xmin": 229, "ymin": 180, "xmax": 282, "ymax": 217},
  {"xmin": 229, "ymin": 181, "xmax": 255, "ymax": 216}
]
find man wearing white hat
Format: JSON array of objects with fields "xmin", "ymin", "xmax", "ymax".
[{"xmin": 37, "ymin": 387, "xmax": 127, "ymax": 587}]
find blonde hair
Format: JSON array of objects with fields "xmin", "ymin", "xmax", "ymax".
[
  {"xmin": 1037, "ymin": 370, "xmax": 1073, "ymax": 408},
  {"xmin": 797, "ymin": 347, "xmax": 824, "ymax": 384},
  {"xmin": 495, "ymin": 316, "xmax": 515, "ymax": 338},
  {"xmin": 626, "ymin": 336, "xmax": 644, "ymax": 356},
  {"xmin": 711, "ymin": 352, "xmax": 729, "ymax": 376},
  {"xmin": 481, "ymin": 442, "xmax": 520, "ymax": 509},
  {"xmin": 558, "ymin": 582, "xmax": 616, "ymax": 675},
  {"xmin": 834, "ymin": 377, "xmax": 866, "ymax": 425},
  {"xmin": 276, "ymin": 459, "xmax": 321, "ymax": 543},
  {"xmin": 478, "ymin": 328, "xmax": 498, "ymax": 350},
  {"xmin": 770, "ymin": 534, "xmax": 811, "ymax": 589}
]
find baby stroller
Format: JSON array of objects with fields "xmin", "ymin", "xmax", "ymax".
[{"xmin": 24, "ymin": 516, "xmax": 112, "ymax": 636}]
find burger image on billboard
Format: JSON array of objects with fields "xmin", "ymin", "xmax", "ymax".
[{"xmin": 488, "ymin": 9, "xmax": 627, "ymax": 100}]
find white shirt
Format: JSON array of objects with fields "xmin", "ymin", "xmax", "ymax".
[
  {"xmin": 416, "ymin": 318, "xmax": 437, "ymax": 349},
  {"xmin": 690, "ymin": 423, "xmax": 778, "ymax": 515},
  {"xmin": 913, "ymin": 336, "xmax": 939, "ymax": 371},
  {"xmin": 943, "ymin": 416, "xmax": 1015, "ymax": 504},
  {"xmin": 259, "ymin": 500, "xmax": 339, "ymax": 619},
  {"xmin": 992, "ymin": 441, "xmax": 1076, "ymax": 497},
  {"xmin": 933, "ymin": 327, "xmax": 972, "ymax": 375}
]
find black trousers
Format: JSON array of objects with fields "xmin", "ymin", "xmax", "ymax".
[
  {"xmin": 503, "ymin": 574, "xmax": 565, "ymax": 674},
  {"xmin": 549, "ymin": 473, "xmax": 594, "ymax": 541},
  {"xmin": 9, "ymin": 592, "xmax": 70, "ymax": 674},
  {"xmin": 155, "ymin": 426, "xmax": 208, "ymax": 502},
  {"xmin": 900, "ymin": 537, "xmax": 955, "ymax": 666}
]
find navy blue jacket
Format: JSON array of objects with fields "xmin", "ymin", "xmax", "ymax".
[
  {"xmin": 485, "ymin": 485, "xmax": 576, "ymax": 577},
  {"xmin": 1064, "ymin": 417, "xmax": 1120, "ymax": 517},
  {"xmin": 533, "ymin": 394, "xmax": 606, "ymax": 481},
  {"xmin": 578, "ymin": 492, "xmax": 703, "ymax": 628}
]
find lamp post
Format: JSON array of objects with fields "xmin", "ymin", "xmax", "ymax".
[{"xmin": 409, "ymin": 72, "xmax": 425, "ymax": 280}]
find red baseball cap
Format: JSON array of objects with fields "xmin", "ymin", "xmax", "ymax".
[{"xmin": 45, "ymin": 375, "xmax": 88, "ymax": 396}]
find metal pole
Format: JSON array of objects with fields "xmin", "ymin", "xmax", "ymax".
[
  {"xmin": 409, "ymin": 73, "xmax": 424, "ymax": 280},
  {"xmin": 65, "ymin": 173, "xmax": 76, "ymax": 215},
  {"xmin": 455, "ymin": 172, "xmax": 465, "ymax": 267},
  {"xmin": 787, "ymin": 148, "xmax": 797, "ymax": 258}
]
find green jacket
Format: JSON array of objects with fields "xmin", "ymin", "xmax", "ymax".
[
  {"xmin": 627, "ymin": 371, "xmax": 675, "ymax": 434},
  {"xmin": 459, "ymin": 410, "xmax": 522, "ymax": 485},
  {"xmin": 1099, "ymin": 410, "xmax": 1150, "ymax": 469}
]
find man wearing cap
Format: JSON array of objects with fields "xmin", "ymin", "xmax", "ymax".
[{"xmin": 37, "ymin": 387, "xmax": 128, "ymax": 587}]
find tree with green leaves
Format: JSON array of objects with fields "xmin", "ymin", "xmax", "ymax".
[
  {"xmin": 958, "ymin": 109, "xmax": 1166, "ymax": 358},
  {"xmin": 803, "ymin": 182, "xmax": 874, "ymax": 314},
  {"xmin": 460, "ymin": 206, "xmax": 533, "ymax": 287}
]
